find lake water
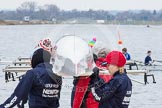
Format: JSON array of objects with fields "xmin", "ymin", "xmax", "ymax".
[{"xmin": 0, "ymin": 24, "xmax": 162, "ymax": 108}]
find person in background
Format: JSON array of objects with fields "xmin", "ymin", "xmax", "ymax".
[
  {"xmin": 122, "ymin": 48, "xmax": 131, "ymax": 60},
  {"xmin": 0, "ymin": 48, "xmax": 62, "ymax": 108},
  {"xmin": 90, "ymin": 51, "xmax": 132, "ymax": 108},
  {"xmin": 92, "ymin": 41, "xmax": 112, "ymax": 82},
  {"xmin": 145, "ymin": 50, "xmax": 154, "ymax": 65}
]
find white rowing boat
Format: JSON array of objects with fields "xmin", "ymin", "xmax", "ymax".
[{"xmin": 125, "ymin": 60, "xmax": 162, "ymax": 71}]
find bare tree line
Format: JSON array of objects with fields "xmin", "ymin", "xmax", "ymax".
[{"xmin": 0, "ymin": 1, "xmax": 162, "ymax": 23}]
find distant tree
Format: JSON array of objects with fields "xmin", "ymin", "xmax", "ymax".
[
  {"xmin": 135, "ymin": 10, "xmax": 152, "ymax": 21},
  {"xmin": 0, "ymin": 10, "xmax": 3, "ymax": 14},
  {"xmin": 16, "ymin": 1, "xmax": 37, "ymax": 19},
  {"xmin": 0, "ymin": 11, "xmax": 17, "ymax": 20},
  {"xmin": 17, "ymin": 1, "xmax": 37, "ymax": 13},
  {"xmin": 36, "ymin": 6, "xmax": 48, "ymax": 20},
  {"xmin": 1, "ymin": 1, "xmax": 162, "ymax": 23},
  {"xmin": 153, "ymin": 10, "xmax": 157, "ymax": 15},
  {"xmin": 44, "ymin": 4, "xmax": 60, "ymax": 20}
]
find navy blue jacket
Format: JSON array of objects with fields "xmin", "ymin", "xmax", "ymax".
[
  {"xmin": 91, "ymin": 71, "xmax": 132, "ymax": 108},
  {"xmin": 145, "ymin": 56, "xmax": 152, "ymax": 65},
  {"xmin": 0, "ymin": 63, "xmax": 62, "ymax": 108}
]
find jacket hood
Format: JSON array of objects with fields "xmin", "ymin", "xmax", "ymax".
[{"xmin": 31, "ymin": 48, "xmax": 51, "ymax": 68}]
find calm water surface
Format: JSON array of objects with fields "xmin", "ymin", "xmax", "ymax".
[{"xmin": 0, "ymin": 24, "xmax": 162, "ymax": 108}]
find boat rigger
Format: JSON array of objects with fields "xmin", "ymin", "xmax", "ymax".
[{"xmin": 2, "ymin": 57, "xmax": 157, "ymax": 84}]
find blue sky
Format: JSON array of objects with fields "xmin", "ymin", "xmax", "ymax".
[{"xmin": 0, "ymin": 0, "xmax": 162, "ymax": 10}]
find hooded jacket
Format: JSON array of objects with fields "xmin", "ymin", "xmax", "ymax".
[{"xmin": 0, "ymin": 48, "xmax": 62, "ymax": 108}]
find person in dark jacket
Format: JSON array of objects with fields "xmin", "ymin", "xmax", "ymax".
[
  {"xmin": 144, "ymin": 50, "xmax": 154, "ymax": 65},
  {"xmin": 122, "ymin": 48, "xmax": 131, "ymax": 60},
  {"xmin": 90, "ymin": 51, "xmax": 132, "ymax": 108},
  {"xmin": 0, "ymin": 48, "xmax": 62, "ymax": 108}
]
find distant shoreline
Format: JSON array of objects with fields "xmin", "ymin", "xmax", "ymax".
[
  {"xmin": 0, "ymin": 20, "xmax": 58, "ymax": 25},
  {"xmin": 1, "ymin": 20, "xmax": 162, "ymax": 25}
]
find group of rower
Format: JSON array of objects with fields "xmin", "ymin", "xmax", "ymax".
[{"xmin": 122, "ymin": 48, "xmax": 154, "ymax": 66}]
